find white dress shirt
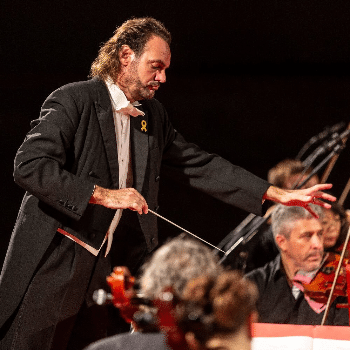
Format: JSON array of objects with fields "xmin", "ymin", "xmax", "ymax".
[{"xmin": 58, "ymin": 78, "xmax": 144, "ymax": 256}]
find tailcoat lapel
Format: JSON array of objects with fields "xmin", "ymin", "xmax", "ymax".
[
  {"xmin": 131, "ymin": 107, "xmax": 149, "ymax": 194},
  {"xmin": 94, "ymin": 79, "xmax": 119, "ymax": 188}
]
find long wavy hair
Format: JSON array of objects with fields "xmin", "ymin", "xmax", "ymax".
[{"xmin": 89, "ymin": 17, "xmax": 171, "ymax": 82}]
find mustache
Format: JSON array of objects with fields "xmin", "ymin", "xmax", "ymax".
[
  {"xmin": 306, "ymin": 251, "xmax": 323, "ymax": 259},
  {"xmin": 148, "ymin": 81, "xmax": 160, "ymax": 87}
]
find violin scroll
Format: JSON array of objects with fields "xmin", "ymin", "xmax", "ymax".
[
  {"xmin": 106, "ymin": 266, "xmax": 136, "ymax": 307},
  {"xmin": 103, "ymin": 266, "xmax": 190, "ymax": 348},
  {"xmin": 106, "ymin": 266, "xmax": 140, "ymax": 323}
]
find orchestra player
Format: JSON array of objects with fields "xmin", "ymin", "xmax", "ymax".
[
  {"xmin": 246, "ymin": 204, "xmax": 349, "ymax": 325},
  {"xmin": 84, "ymin": 236, "xmax": 223, "ymax": 350},
  {"xmin": 175, "ymin": 271, "xmax": 258, "ymax": 350}
]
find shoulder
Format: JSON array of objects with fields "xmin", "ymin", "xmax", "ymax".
[
  {"xmin": 56, "ymin": 77, "xmax": 103, "ymax": 90},
  {"xmin": 49, "ymin": 78, "xmax": 105, "ymax": 102},
  {"xmin": 40, "ymin": 78, "xmax": 110, "ymax": 119},
  {"xmin": 245, "ymin": 255, "xmax": 281, "ymax": 291},
  {"xmin": 85, "ymin": 332, "xmax": 170, "ymax": 350},
  {"xmin": 84, "ymin": 333, "xmax": 129, "ymax": 350}
]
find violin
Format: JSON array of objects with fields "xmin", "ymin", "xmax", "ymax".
[
  {"xmin": 301, "ymin": 252, "xmax": 350, "ymax": 305},
  {"xmin": 105, "ymin": 266, "xmax": 147, "ymax": 324},
  {"xmin": 104, "ymin": 266, "xmax": 191, "ymax": 350},
  {"xmin": 294, "ymin": 226, "xmax": 350, "ymax": 325}
]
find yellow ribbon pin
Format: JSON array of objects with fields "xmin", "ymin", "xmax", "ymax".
[{"xmin": 141, "ymin": 120, "xmax": 147, "ymax": 132}]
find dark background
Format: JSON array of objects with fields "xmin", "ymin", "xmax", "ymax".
[{"xmin": 1, "ymin": 0, "xmax": 350, "ymax": 267}]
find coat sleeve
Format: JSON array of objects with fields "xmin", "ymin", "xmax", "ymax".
[{"xmin": 13, "ymin": 85, "xmax": 96, "ymax": 221}]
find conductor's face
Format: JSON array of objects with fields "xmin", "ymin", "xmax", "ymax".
[{"xmin": 119, "ymin": 35, "xmax": 171, "ymax": 102}]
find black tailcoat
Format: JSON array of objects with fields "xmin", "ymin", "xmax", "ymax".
[{"xmin": 0, "ymin": 78, "xmax": 270, "ymax": 329}]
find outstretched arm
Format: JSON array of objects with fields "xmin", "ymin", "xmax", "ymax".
[{"xmin": 263, "ymin": 183, "xmax": 336, "ymax": 218}]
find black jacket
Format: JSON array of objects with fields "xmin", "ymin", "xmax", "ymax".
[
  {"xmin": 246, "ymin": 255, "xmax": 349, "ymax": 326},
  {"xmin": 0, "ymin": 78, "xmax": 270, "ymax": 329}
]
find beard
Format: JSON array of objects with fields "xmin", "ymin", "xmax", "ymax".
[
  {"xmin": 133, "ymin": 79, "xmax": 159, "ymax": 100},
  {"xmin": 124, "ymin": 60, "xmax": 160, "ymax": 101}
]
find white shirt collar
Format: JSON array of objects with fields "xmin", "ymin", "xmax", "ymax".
[{"xmin": 105, "ymin": 77, "xmax": 142, "ymax": 111}]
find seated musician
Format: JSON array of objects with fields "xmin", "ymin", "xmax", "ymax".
[
  {"xmin": 84, "ymin": 235, "xmax": 223, "ymax": 350},
  {"xmin": 246, "ymin": 204, "xmax": 349, "ymax": 325},
  {"xmin": 224, "ymin": 159, "xmax": 321, "ymax": 273},
  {"xmin": 322, "ymin": 201, "xmax": 349, "ymax": 251},
  {"xmin": 267, "ymin": 158, "xmax": 319, "ymax": 190},
  {"xmin": 175, "ymin": 271, "xmax": 258, "ymax": 350}
]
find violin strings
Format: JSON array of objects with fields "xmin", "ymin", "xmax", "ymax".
[{"xmin": 148, "ymin": 209, "xmax": 225, "ymax": 253}]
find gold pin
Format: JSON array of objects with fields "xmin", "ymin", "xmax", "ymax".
[{"xmin": 141, "ymin": 120, "xmax": 147, "ymax": 132}]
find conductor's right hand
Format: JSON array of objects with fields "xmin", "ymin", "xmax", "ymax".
[{"xmin": 89, "ymin": 185, "xmax": 148, "ymax": 214}]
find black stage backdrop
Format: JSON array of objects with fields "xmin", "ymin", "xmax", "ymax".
[{"xmin": 1, "ymin": 0, "xmax": 350, "ymax": 267}]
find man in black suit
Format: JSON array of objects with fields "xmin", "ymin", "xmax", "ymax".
[
  {"xmin": 0, "ymin": 17, "xmax": 335, "ymax": 350},
  {"xmin": 246, "ymin": 205, "xmax": 348, "ymax": 325}
]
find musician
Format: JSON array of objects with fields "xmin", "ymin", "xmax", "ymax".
[
  {"xmin": 84, "ymin": 236, "xmax": 223, "ymax": 350},
  {"xmin": 0, "ymin": 16, "xmax": 336, "ymax": 349},
  {"xmin": 225, "ymin": 158, "xmax": 322, "ymax": 273},
  {"xmin": 267, "ymin": 159, "xmax": 320, "ymax": 190},
  {"xmin": 175, "ymin": 271, "xmax": 258, "ymax": 350},
  {"xmin": 322, "ymin": 202, "xmax": 349, "ymax": 251},
  {"xmin": 246, "ymin": 204, "xmax": 349, "ymax": 325}
]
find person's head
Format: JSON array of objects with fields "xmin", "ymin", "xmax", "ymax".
[
  {"xmin": 140, "ymin": 235, "xmax": 222, "ymax": 301},
  {"xmin": 90, "ymin": 17, "xmax": 171, "ymax": 102},
  {"xmin": 176, "ymin": 271, "xmax": 258, "ymax": 350},
  {"xmin": 267, "ymin": 159, "xmax": 319, "ymax": 190},
  {"xmin": 322, "ymin": 201, "xmax": 349, "ymax": 250},
  {"xmin": 271, "ymin": 205, "xmax": 324, "ymax": 275}
]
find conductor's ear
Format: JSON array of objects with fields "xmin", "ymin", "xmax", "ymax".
[{"xmin": 119, "ymin": 45, "xmax": 135, "ymax": 67}]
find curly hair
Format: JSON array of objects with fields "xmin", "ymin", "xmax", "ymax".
[
  {"xmin": 90, "ymin": 17, "xmax": 171, "ymax": 82},
  {"xmin": 140, "ymin": 235, "xmax": 222, "ymax": 300},
  {"xmin": 176, "ymin": 271, "xmax": 258, "ymax": 344}
]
